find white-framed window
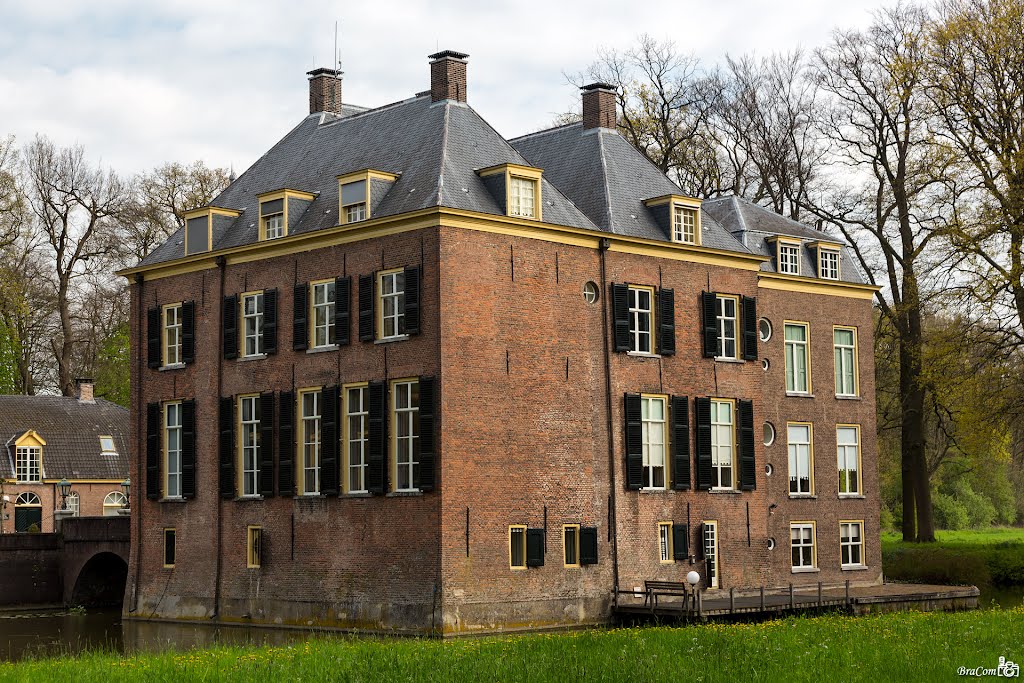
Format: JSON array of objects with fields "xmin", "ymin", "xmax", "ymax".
[
  {"xmin": 103, "ymin": 491, "xmax": 127, "ymax": 516},
  {"xmin": 711, "ymin": 400, "xmax": 735, "ymax": 490},
  {"xmin": 779, "ymin": 242, "xmax": 801, "ymax": 275},
  {"xmin": 563, "ymin": 524, "xmax": 580, "ymax": 567},
  {"xmin": 628, "ymin": 286, "xmax": 653, "ymax": 354},
  {"xmin": 311, "ymin": 281, "xmax": 336, "ymax": 348},
  {"xmin": 837, "ymin": 425, "xmax": 861, "ymax": 495},
  {"xmin": 15, "ymin": 446, "xmax": 41, "ymax": 483},
  {"xmin": 263, "ymin": 213, "xmax": 284, "ymax": 240},
  {"xmin": 791, "ymin": 522, "xmax": 816, "ymax": 570},
  {"xmin": 840, "ymin": 521, "xmax": 864, "ymax": 568},
  {"xmin": 393, "ymin": 379, "xmax": 420, "ymax": 492},
  {"xmin": 641, "ymin": 395, "xmax": 667, "ymax": 489},
  {"xmin": 341, "ymin": 179, "xmax": 368, "ymax": 224},
  {"xmin": 300, "ymin": 389, "xmax": 321, "ymax": 495},
  {"xmin": 785, "ymin": 323, "xmax": 810, "ymax": 393},
  {"xmin": 345, "ymin": 203, "xmax": 366, "ymax": 223},
  {"xmin": 834, "ymin": 327, "xmax": 858, "ymax": 396},
  {"xmin": 99, "ymin": 436, "xmax": 117, "ymax": 455},
  {"xmin": 788, "ymin": 423, "xmax": 813, "ymax": 495},
  {"xmin": 379, "ymin": 270, "xmax": 405, "ymax": 340},
  {"xmin": 163, "ymin": 303, "xmax": 182, "ymax": 366},
  {"xmin": 704, "ymin": 521, "xmax": 719, "ymax": 588},
  {"xmin": 242, "ymin": 293, "xmax": 265, "ymax": 357},
  {"xmin": 239, "ymin": 395, "xmax": 260, "ymax": 497},
  {"xmin": 508, "ymin": 177, "xmax": 536, "ymax": 218},
  {"xmin": 819, "ymin": 249, "xmax": 840, "ymax": 280},
  {"xmin": 510, "ymin": 525, "xmax": 527, "ymax": 569},
  {"xmin": 673, "ymin": 205, "xmax": 697, "ymax": 244},
  {"xmin": 716, "ymin": 295, "xmax": 738, "ymax": 359},
  {"xmin": 759, "ymin": 318, "xmax": 773, "ymax": 342},
  {"xmin": 659, "ymin": 522, "xmax": 673, "ymax": 563},
  {"xmin": 66, "ymin": 492, "xmax": 80, "ymax": 517},
  {"xmin": 165, "ymin": 402, "xmax": 182, "ymax": 499},
  {"xmin": 15, "ymin": 492, "xmax": 40, "ymax": 506},
  {"xmin": 345, "ymin": 385, "xmax": 368, "ymax": 493}
]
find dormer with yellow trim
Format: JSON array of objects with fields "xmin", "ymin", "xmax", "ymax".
[
  {"xmin": 476, "ymin": 163, "xmax": 543, "ymax": 221},
  {"xmin": 12, "ymin": 429, "xmax": 46, "ymax": 483},
  {"xmin": 808, "ymin": 240, "xmax": 843, "ymax": 280},
  {"xmin": 644, "ymin": 194, "xmax": 702, "ymax": 246},
  {"xmin": 337, "ymin": 169, "xmax": 400, "ymax": 225},
  {"xmin": 183, "ymin": 207, "xmax": 242, "ymax": 256},
  {"xmin": 256, "ymin": 189, "xmax": 317, "ymax": 241},
  {"xmin": 765, "ymin": 235, "xmax": 804, "ymax": 276}
]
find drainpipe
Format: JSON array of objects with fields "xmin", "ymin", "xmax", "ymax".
[
  {"xmin": 212, "ymin": 255, "xmax": 226, "ymax": 619},
  {"xmin": 599, "ymin": 238, "xmax": 620, "ymax": 605},
  {"xmin": 130, "ymin": 273, "xmax": 145, "ymax": 613}
]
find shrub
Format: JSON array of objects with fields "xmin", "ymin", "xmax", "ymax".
[
  {"xmin": 883, "ymin": 547, "xmax": 991, "ymax": 588},
  {"xmin": 932, "ymin": 492, "xmax": 969, "ymax": 530}
]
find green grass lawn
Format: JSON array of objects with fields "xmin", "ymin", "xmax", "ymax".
[
  {"xmin": 882, "ymin": 527, "xmax": 1024, "ymax": 589},
  {"xmin": 2, "ymin": 609, "xmax": 1022, "ymax": 682},
  {"xmin": 882, "ymin": 527, "xmax": 1024, "ymax": 551}
]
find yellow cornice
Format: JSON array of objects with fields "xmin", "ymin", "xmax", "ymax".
[
  {"xmin": 256, "ymin": 188, "xmax": 317, "ymax": 202},
  {"xmin": 643, "ymin": 194, "xmax": 702, "ymax": 208},
  {"xmin": 337, "ymin": 169, "xmax": 401, "ymax": 184},
  {"xmin": 476, "ymin": 163, "xmax": 543, "ymax": 179},
  {"xmin": 757, "ymin": 272, "xmax": 879, "ymax": 299},
  {"xmin": 183, "ymin": 206, "xmax": 242, "ymax": 221},
  {"xmin": 807, "ymin": 240, "xmax": 844, "ymax": 250},
  {"xmin": 765, "ymin": 235, "xmax": 803, "ymax": 245},
  {"xmin": 14, "ymin": 430, "xmax": 46, "ymax": 447}
]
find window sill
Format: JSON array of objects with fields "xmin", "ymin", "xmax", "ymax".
[
  {"xmin": 714, "ymin": 357, "xmax": 744, "ymax": 364},
  {"xmin": 387, "ymin": 490, "xmax": 423, "ymax": 497},
  {"xmin": 835, "ymin": 394, "xmax": 861, "ymax": 400},
  {"xmin": 295, "ymin": 493, "xmax": 326, "ymax": 499},
  {"xmin": 842, "ymin": 564, "xmax": 869, "ymax": 571},
  {"xmin": 345, "ymin": 491, "xmax": 373, "ymax": 498},
  {"xmin": 626, "ymin": 351, "xmax": 660, "ymax": 358},
  {"xmin": 375, "ymin": 335, "xmax": 409, "ymax": 345},
  {"xmin": 160, "ymin": 497, "xmax": 187, "ymax": 504},
  {"xmin": 710, "ymin": 489, "xmax": 742, "ymax": 494},
  {"xmin": 159, "ymin": 363, "xmax": 186, "ymax": 372},
  {"xmin": 791, "ymin": 566, "xmax": 820, "ymax": 574},
  {"xmin": 785, "ymin": 392, "xmax": 814, "ymax": 398},
  {"xmin": 306, "ymin": 345, "xmax": 337, "ymax": 354},
  {"xmin": 238, "ymin": 353, "xmax": 268, "ymax": 362},
  {"xmin": 839, "ymin": 494, "xmax": 866, "ymax": 499},
  {"xmin": 789, "ymin": 494, "xmax": 817, "ymax": 499},
  {"xmin": 639, "ymin": 487, "xmax": 668, "ymax": 494},
  {"xmin": 236, "ymin": 495, "xmax": 264, "ymax": 502}
]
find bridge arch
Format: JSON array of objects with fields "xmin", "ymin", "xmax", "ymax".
[{"xmin": 70, "ymin": 551, "xmax": 128, "ymax": 606}]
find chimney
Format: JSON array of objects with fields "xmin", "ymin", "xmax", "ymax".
[
  {"xmin": 582, "ymin": 82, "xmax": 617, "ymax": 130},
  {"xmin": 307, "ymin": 67, "xmax": 343, "ymax": 115},
  {"xmin": 75, "ymin": 378, "xmax": 95, "ymax": 403},
  {"xmin": 428, "ymin": 50, "xmax": 469, "ymax": 103}
]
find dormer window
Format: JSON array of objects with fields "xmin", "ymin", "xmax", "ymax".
[
  {"xmin": 257, "ymin": 189, "xmax": 317, "ymax": 241},
  {"xmin": 13, "ymin": 430, "xmax": 45, "ymax": 483},
  {"xmin": 337, "ymin": 170, "xmax": 400, "ymax": 225},
  {"xmin": 819, "ymin": 249, "xmax": 840, "ymax": 280},
  {"xmin": 183, "ymin": 207, "xmax": 241, "ymax": 256},
  {"xmin": 644, "ymin": 194, "xmax": 702, "ymax": 245},
  {"xmin": 778, "ymin": 241, "xmax": 801, "ymax": 275},
  {"xmin": 477, "ymin": 164, "xmax": 544, "ymax": 221},
  {"xmin": 264, "ymin": 212, "xmax": 284, "ymax": 239},
  {"xmin": 341, "ymin": 180, "xmax": 368, "ymax": 223},
  {"xmin": 673, "ymin": 205, "xmax": 699, "ymax": 244},
  {"xmin": 100, "ymin": 436, "xmax": 118, "ymax": 455}
]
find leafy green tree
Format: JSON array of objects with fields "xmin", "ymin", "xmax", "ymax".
[{"xmin": 93, "ymin": 321, "xmax": 129, "ymax": 407}]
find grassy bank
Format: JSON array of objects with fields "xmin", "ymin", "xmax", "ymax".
[
  {"xmin": 882, "ymin": 528, "xmax": 1024, "ymax": 588},
  {"xmin": 2, "ymin": 609, "xmax": 1022, "ymax": 682}
]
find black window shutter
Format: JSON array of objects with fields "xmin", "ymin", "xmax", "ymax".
[
  {"xmin": 611, "ymin": 283, "xmax": 630, "ymax": 352},
  {"xmin": 278, "ymin": 391, "xmax": 295, "ymax": 497},
  {"xmin": 181, "ymin": 399, "xmax": 196, "ymax": 499},
  {"xmin": 358, "ymin": 274, "xmax": 374, "ymax": 342},
  {"xmin": 416, "ymin": 376, "xmax": 435, "ymax": 491},
  {"xmin": 402, "ymin": 265, "xmax": 421, "ymax": 335},
  {"xmin": 218, "ymin": 397, "xmax": 235, "ymax": 499},
  {"xmin": 697, "ymin": 522, "xmax": 706, "ymax": 559},
  {"xmin": 658, "ymin": 287, "xmax": 676, "ymax": 356},
  {"xmin": 181, "ymin": 300, "xmax": 195, "ymax": 364},
  {"xmin": 526, "ymin": 528, "xmax": 545, "ymax": 567},
  {"xmin": 673, "ymin": 523, "xmax": 689, "ymax": 560},
  {"xmin": 222, "ymin": 294, "xmax": 238, "ymax": 360},
  {"xmin": 259, "ymin": 392, "xmax": 276, "ymax": 497},
  {"xmin": 738, "ymin": 398, "xmax": 756, "ymax": 490},
  {"xmin": 263, "ymin": 288, "xmax": 278, "ymax": 354},
  {"xmin": 671, "ymin": 396, "xmax": 691, "ymax": 490},
  {"xmin": 366, "ymin": 380, "xmax": 387, "ymax": 493},
  {"xmin": 147, "ymin": 308, "xmax": 161, "ymax": 368},
  {"xmin": 624, "ymin": 393, "xmax": 643, "ymax": 490},
  {"xmin": 701, "ymin": 291, "xmax": 718, "ymax": 358},
  {"xmin": 742, "ymin": 296, "xmax": 758, "ymax": 360},
  {"xmin": 320, "ymin": 385, "xmax": 340, "ymax": 496},
  {"xmin": 580, "ymin": 527, "xmax": 598, "ymax": 565},
  {"xmin": 146, "ymin": 402, "xmax": 160, "ymax": 499},
  {"xmin": 695, "ymin": 397, "xmax": 713, "ymax": 490},
  {"xmin": 335, "ymin": 276, "xmax": 351, "ymax": 346},
  {"xmin": 292, "ymin": 283, "xmax": 308, "ymax": 351}
]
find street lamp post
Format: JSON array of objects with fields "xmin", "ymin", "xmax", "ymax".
[
  {"xmin": 118, "ymin": 477, "xmax": 131, "ymax": 516},
  {"xmin": 57, "ymin": 479, "xmax": 71, "ymax": 511}
]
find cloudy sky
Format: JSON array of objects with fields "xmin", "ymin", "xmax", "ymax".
[{"xmin": 0, "ymin": 0, "xmax": 885, "ymax": 176}]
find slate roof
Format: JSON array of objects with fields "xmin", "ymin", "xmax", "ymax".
[{"xmin": 0, "ymin": 395, "xmax": 130, "ymax": 480}]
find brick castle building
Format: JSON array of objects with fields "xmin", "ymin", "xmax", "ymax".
[{"xmin": 122, "ymin": 52, "xmax": 880, "ymax": 634}]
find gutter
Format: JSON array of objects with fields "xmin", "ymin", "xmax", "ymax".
[
  {"xmin": 212, "ymin": 256, "xmax": 226, "ymax": 619},
  {"xmin": 598, "ymin": 237, "xmax": 620, "ymax": 606},
  {"xmin": 130, "ymin": 273, "xmax": 145, "ymax": 613}
]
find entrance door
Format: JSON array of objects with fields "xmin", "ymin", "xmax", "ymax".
[
  {"xmin": 15, "ymin": 506, "xmax": 42, "ymax": 533},
  {"xmin": 703, "ymin": 521, "xmax": 719, "ymax": 588}
]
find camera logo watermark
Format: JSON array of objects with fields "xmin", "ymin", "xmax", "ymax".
[{"xmin": 958, "ymin": 657, "xmax": 1020, "ymax": 678}]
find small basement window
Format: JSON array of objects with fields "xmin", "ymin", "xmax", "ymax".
[
  {"xmin": 247, "ymin": 526, "xmax": 263, "ymax": 568},
  {"xmin": 163, "ymin": 528, "xmax": 176, "ymax": 568},
  {"xmin": 510, "ymin": 525, "xmax": 526, "ymax": 569}
]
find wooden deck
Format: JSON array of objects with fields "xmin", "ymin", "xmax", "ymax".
[{"xmin": 613, "ymin": 582, "xmax": 980, "ymax": 622}]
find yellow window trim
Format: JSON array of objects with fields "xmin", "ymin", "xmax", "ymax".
[
  {"xmin": 236, "ymin": 393, "xmax": 260, "ymax": 497},
  {"xmin": 13, "ymin": 430, "xmax": 46, "ymax": 448},
  {"xmin": 163, "ymin": 401, "xmax": 182, "ymax": 499},
  {"xmin": 182, "ymin": 207, "xmax": 242, "ymax": 255},
  {"xmin": 783, "ymin": 320, "xmax": 813, "ymax": 394},
  {"xmin": 836, "ymin": 423, "xmax": 864, "ymax": 496},
  {"xmin": 790, "ymin": 520, "xmax": 817, "ymax": 568},
  {"xmin": 377, "ymin": 268, "xmax": 405, "ymax": 340},
  {"xmin": 239, "ymin": 291, "xmax": 265, "ymax": 357},
  {"xmin": 644, "ymin": 194, "xmax": 702, "ymax": 247},
  {"xmin": 389, "ymin": 377, "xmax": 420, "ymax": 493},
  {"xmin": 309, "ymin": 279, "xmax": 337, "ymax": 348},
  {"xmin": 640, "ymin": 394, "xmax": 669, "ymax": 488},
  {"xmin": 629, "ymin": 284, "xmax": 657, "ymax": 353},
  {"xmin": 839, "ymin": 519, "xmax": 867, "ymax": 566},
  {"xmin": 710, "ymin": 398, "xmax": 737, "ymax": 490},
  {"xmin": 337, "ymin": 169, "xmax": 400, "ymax": 224},
  {"xmin": 256, "ymin": 189, "xmax": 316, "ymax": 241},
  {"xmin": 161, "ymin": 302, "xmax": 183, "ymax": 367},
  {"xmin": 715, "ymin": 294, "xmax": 740, "ymax": 359},
  {"xmin": 658, "ymin": 521, "xmax": 674, "ymax": 564},
  {"xmin": 815, "ymin": 245, "xmax": 843, "ymax": 280},
  {"xmin": 247, "ymin": 525, "xmax": 263, "ymax": 569},
  {"xmin": 341, "ymin": 381, "xmax": 370, "ymax": 495},
  {"xmin": 163, "ymin": 527, "xmax": 176, "ymax": 568},
  {"xmin": 477, "ymin": 163, "xmax": 543, "ymax": 222},
  {"xmin": 786, "ymin": 421, "xmax": 815, "ymax": 495},
  {"xmin": 509, "ymin": 524, "xmax": 527, "ymax": 570},
  {"xmin": 833, "ymin": 325, "xmax": 860, "ymax": 397},
  {"xmin": 563, "ymin": 524, "xmax": 581, "ymax": 568},
  {"xmin": 296, "ymin": 387, "xmax": 323, "ymax": 496}
]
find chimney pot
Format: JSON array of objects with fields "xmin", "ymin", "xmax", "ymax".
[
  {"xmin": 581, "ymin": 82, "xmax": 617, "ymax": 130},
  {"xmin": 307, "ymin": 67, "xmax": 343, "ymax": 115},
  {"xmin": 75, "ymin": 378, "xmax": 95, "ymax": 403},
  {"xmin": 428, "ymin": 50, "xmax": 469, "ymax": 103}
]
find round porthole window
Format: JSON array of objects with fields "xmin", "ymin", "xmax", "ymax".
[
  {"xmin": 583, "ymin": 281, "xmax": 599, "ymax": 304},
  {"xmin": 768, "ymin": 538, "xmax": 776, "ymax": 551},
  {"xmin": 761, "ymin": 358, "xmax": 770, "ymax": 371},
  {"xmin": 759, "ymin": 318, "xmax": 773, "ymax": 342},
  {"xmin": 765, "ymin": 463, "xmax": 774, "ymax": 476},
  {"xmin": 763, "ymin": 422, "xmax": 776, "ymax": 447}
]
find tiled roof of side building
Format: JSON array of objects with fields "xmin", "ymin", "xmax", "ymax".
[
  {"xmin": 511, "ymin": 123, "xmax": 752, "ymax": 253},
  {"xmin": 0, "ymin": 395, "xmax": 130, "ymax": 480},
  {"xmin": 138, "ymin": 97, "xmax": 598, "ymax": 268}
]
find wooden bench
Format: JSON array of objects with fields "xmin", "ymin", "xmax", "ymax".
[{"xmin": 644, "ymin": 580, "xmax": 691, "ymax": 611}]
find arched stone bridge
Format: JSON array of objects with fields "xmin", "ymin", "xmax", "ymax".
[{"xmin": 0, "ymin": 516, "xmax": 129, "ymax": 607}]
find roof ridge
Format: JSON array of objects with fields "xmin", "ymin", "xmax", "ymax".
[
  {"xmin": 595, "ymin": 130, "xmax": 615, "ymax": 233},
  {"xmin": 508, "ymin": 121, "xmax": 582, "ymax": 143},
  {"xmin": 317, "ymin": 94, "xmax": 428, "ymax": 130},
  {"xmin": 435, "ymin": 101, "xmax": 452, "ymax": 206}
]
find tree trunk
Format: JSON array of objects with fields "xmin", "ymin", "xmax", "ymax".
[
  {"xmin": 901, "ymin": 272, "xmax": 935, "ymax": 542},
  {"xmin": 898, "ymin": 316, "xmax": 918, "ymax": 542}
]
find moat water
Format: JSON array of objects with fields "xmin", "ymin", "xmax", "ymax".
[{"xmin": 1, "ymin": 586, "xmax": 1022, "ymax": 662}]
